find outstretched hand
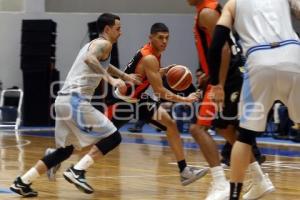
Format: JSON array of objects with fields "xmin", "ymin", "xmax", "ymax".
[
  {"xmin": 185, "ymin": 92, "xmax": 200, "ymax": 103},
  {"xmin": 124, "ymin": 73, "xmax": 143, "ymax": 85},
  {"xmin": 111, "ymin": 78, "xmax": 127, "ymax": 94}
]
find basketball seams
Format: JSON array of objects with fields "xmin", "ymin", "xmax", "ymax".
[
  {"xmin": 166, "ymin": 65, "xmax": 192, "ymax": 91},
  {"xmin": 171, "ymin": 66, "xmax": 191, "ymax": 89}
]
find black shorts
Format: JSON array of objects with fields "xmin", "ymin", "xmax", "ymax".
[
  {"xmin": 107, "ymin": 94, "xmax": 166, "ymax": 131},
  {"xmin": 213, "ymin": 76, "xmax": 243, "ymax": 129}
]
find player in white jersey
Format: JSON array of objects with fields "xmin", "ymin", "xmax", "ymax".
[
  {"xmin": 207, "ymin": 0, "xmax": 300, "ymax": 199},
  {"xmin": 10, "ymin": 13, "xmax": 141, "ymax": 197}
]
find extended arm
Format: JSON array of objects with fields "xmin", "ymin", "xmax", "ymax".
[
  {"xmin": 200, "ymin": 7, "xmax": 231, "ymax": 87},
  {"xmin": 107, "ymin": 64, "xmax": 142, "ymax": 85},
  {"xmin": 84, "ymin": 40, "xmax": 124, "ymax": 87},
  {"xmin": 143, "ymin": 56, "xmax": 197, "ymax": 103},
  {"xmin": 207, "ymin": 0, "xmax": 235, "ymax": 85},
  {"xmin": 207, "ymin": 0, "xmax": 235, "ymax": 107}
]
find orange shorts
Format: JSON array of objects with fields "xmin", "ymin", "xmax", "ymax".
[{"xmin": 196, "ymin": 85, "xmax": 216, "ymax": 127}]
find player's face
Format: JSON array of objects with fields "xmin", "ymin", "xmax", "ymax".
[
  {"xmin": 150, "ymin": 32, "xmax": 169, "ymax": 52},
  {"xmin": 108, "ymin": 19, "xmax": 122, "ymax": 43},
  {"xmin": 186, "ymin": 0, "xmax": 201, "ymax": 6}
]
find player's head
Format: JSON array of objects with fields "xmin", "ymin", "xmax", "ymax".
[
  {"xmin": 97, "ymin": 13, "xmax": 121, "ymax": 43},
  {"xmin": 149, "ymin": 23, "xmax": 169, "ymax": 52},
  {"xmin": 186, "ymin": 0, "xmax": 203, "ymax": 6}
]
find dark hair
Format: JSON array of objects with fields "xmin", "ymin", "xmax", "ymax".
[
  {"xmin": 97, "ymin": 13, "xmax": 120, "ymax": 33},
  {"xmin": 150, "ymin": 23, "xmax": 169, "ymax": 34}
]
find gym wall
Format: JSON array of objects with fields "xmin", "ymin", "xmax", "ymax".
[{"xmin": 0, "ymin": 12, "xmax": 198, "ymax": 89}]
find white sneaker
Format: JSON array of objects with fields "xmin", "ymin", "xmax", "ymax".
[
  {"xmin": 180, "ymin": 166, "xmax": 209, "ymax": 186},
  {"xmin": 45, "ymin": 148, "xmax": 61, "ymax": 181},
  {"xmin": 243, "ymin": 174, "xmax": 275, "ymax": 200},
  {"xmin": 205, "ymin": 181, "xmax": 230, "ymax": 200}
]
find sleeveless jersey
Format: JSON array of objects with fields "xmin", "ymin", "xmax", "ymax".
[
  {"xmin": 234, "ymin": 0, "xmax": 299, "ymax": 56},
  {"xmin": 194, "ymin": 0, "xmax": 222, "ymax": 75},
  {"xmin": 194, "ymin": 0, "xmax": 242, "ymax": 85},
  {"xmin": 122, "ymin": 43, "xmax": 161, "ymax": 99},
  {"xmin": 59, "ymin": 38, "xmax": 111, "ymax": 98}
]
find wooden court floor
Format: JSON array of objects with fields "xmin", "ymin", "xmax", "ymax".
[{"xmin": 0, "ymin": 132, "xmax": 300, "ymax": 200}]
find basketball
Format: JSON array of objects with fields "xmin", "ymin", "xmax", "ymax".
[{"xmin": 166, "ymin": 65, "xmax": 192, "ymax": 91}]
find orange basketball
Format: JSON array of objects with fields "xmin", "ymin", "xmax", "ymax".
[{"xmin": 166, "ymin": 65, "xmax": 192, "ymax": 91}]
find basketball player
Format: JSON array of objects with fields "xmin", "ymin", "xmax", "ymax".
[
  {"xmin": 207, "ymin": 0, "xmax": 300, "ymax": 199},
  {"xmin": 103, "ymin": 22, "xmax": 208, "ymax": 188},
  {"xmin": 186, "ymin": 1, "xmax": 270, "ymax": 199},
  {"xmin": 10, "ymin": 13, "xmax": 142, "ymax": 197}
]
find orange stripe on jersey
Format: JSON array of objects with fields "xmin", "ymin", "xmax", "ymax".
[
  {"xmin": 132, "ymin": 80, "xmax": 150, "ymax": 98},
  {"xmin": 124, "ymin": 43, "xmax": 161, "ymax": 99},
  {"xmin": 194, "ymin": 0, "xmax": 220, "ymax": 76},
  {"xmin": 105, "ymin": 104, "xmax": 117, "ymax": 120},
  {"xmin": 140, "ymin": 43, "xmax": 161, "ymax": 68}
]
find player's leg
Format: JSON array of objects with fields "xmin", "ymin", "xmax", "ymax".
[
  {"xmin": 62, "ymin": 99, "xmax": 120, "ymax": 194},
  {"xmin": 150, "ymin": 103, "xmax": 208, "ymax": 186},
  {"xmin": 10, "ymin": 97, "xmax": 76, "ymax": 197},
  {"xmin": 230, "ymin": 68, "xmax": 275, "ymax": 200},
  {"xmin": 191, "ymin": 124, "xmax": 230, "ymax": 200},
  {"xmin": 189, "ymin": 86, "xmax": 229, "ymax": 199}
]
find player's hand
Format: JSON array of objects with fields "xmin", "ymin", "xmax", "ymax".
[
  {"xmin": 110, "ymin": 78, "xmax": 127, "ymax": 94},
  {"xmin": 210, "ymin": 84, "xmax": 225, "ymax": 112},
  {"xmin": 123, "ymin": 73, "xmax": 142, "ymax": 85},
  {"xmin": 185, "ymin": 92, "xmax": 200, "ymax": 103}
]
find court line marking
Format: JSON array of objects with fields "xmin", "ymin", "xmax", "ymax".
[
  {"xmin": 2, "ymin": 128, "xmax": 300, "ymax": 147},
  {"xmin": 0, "ymin": 139, "xmax": 31, "ymax": 149}
]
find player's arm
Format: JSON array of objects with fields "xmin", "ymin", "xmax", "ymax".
[
  {"xmin": 143, "ymin": 56, "xmax": 197, "ymax": 103},
  {"xmin": 207, "ymin": 0, "xmax": 235, "ymax": 104},
  {"xmin": 84, "ymin": 40, "xmax": 125, "ymax": 88},
  {"xmin": 289, "ymin": 0, "xmax": 300, "ymax": 19},
  {"xmin": 159, "ymin": 64, "xmax": 176, "ymax": 77},
  {"xmin": 107, "ymin": 64, "xmax": 142, "ymax": 85},
  {"xmin": 200, "ymin": 8, "xmax": 231, "ymax": 87}
]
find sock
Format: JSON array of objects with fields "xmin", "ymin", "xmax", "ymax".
[
  {"xmin": 177, "ymin": 160, "xmax": 187, "ymax": 172},
  {"xmin": 210, "ymin": 166, "xmax": 227, "ymax": 184},
  {"xmin": 229, "ymin": 182, "xmax": 243, "ymax": 200},
  {"xmin": 249, "ymin": 161, "xmax": 264, "ymax": 180},
  {"xmin": 21, "ymin": 167, "xmax": 40, "ymax": 184},
  {"xmin": 74, "ymin": 154, "xmax": 95, "ymax": 171}
]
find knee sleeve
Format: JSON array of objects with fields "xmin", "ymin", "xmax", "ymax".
[
  {"xmin": 95, "ymin": 131, "xmax": 122, "ymax": 155},
  {"xmin": 237, "ymin": 128, "xmax": 257, "ymax": 146},
  {"xmin": 41, "ymin": 145, "xmax": 74, "ymax": 169}
]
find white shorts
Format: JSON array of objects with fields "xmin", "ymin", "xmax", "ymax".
[
  {"xmin": 54, "ymin": 93, "xmax": 117, "ymax": 150},
  {"xmin": 239, "ymin": 44, "xmax": 300, "ymax": 132}
]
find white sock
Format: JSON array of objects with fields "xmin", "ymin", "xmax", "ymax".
[
  {"xmin": 74, "ymin": 154, "xmax": 94, "ymax": 171},
  {"xmin": 21, "ymin": 167, "xmax": 40, "ymax": 184},
  {"xmin": 249, "ymin": 161, "xmax": 265, "ymax": 180},
  {"xmin": 210, "ymin": 166, "xmax": 227, "ymax": 184}
]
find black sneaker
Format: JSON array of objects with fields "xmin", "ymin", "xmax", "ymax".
[
  {"xmin": 63, "ymin": 166, "xmax": 94, "ymax": 194},
  {"xmin": 10, "ymin": 177, "xmax": 38, "ymax": 197}
]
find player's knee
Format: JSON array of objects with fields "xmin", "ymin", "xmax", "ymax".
[
  {"xmin": 164, "ymin": 117, "xmax": 177, "ymax": 129},
  {"xmin": 42, "ymin": 145, "xmax": 74, "ymax": 169},
  {"xmin": 189, "ymin": 124, "xmax": 198, "ymax": 137},
  {"xmin": 95, "ymin": 131, "xmax": 122, "ymax": 155},
  {"xmin": 237, "ymin": 128, "xmax": 257, "ymax": 145}
]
